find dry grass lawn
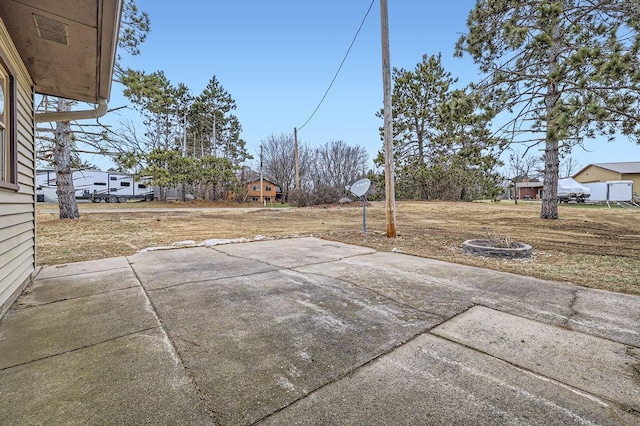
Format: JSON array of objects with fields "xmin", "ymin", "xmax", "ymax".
[{"xmin": 36, "ymin": 200, "xmax": 640, "ymax": 296}]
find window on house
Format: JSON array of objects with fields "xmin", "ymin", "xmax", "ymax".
[
  {"xmin": 0, "ymin": 55, "xmax": 17, "ymax": 190},
  {"xmin": 252, "ymin": 196, "xmax": 259, "ymax": 202},
  {"xmin": 265, "ymin": 197, "xmax": 271, "ymax": 202},
  {"xmin": 120, "ymin": 181, "xmax": 130, "ymax": 187},
  {"xmin": 252, "ymin": 185, "xmax": 259, "ymax": 191},
  {"xmin": 266, "ymin": 185, "xmax": 272, "ymax": 191}
]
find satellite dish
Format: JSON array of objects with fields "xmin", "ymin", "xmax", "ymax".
[{"xmin": 349, "ymin": 178, "xmax": 371, "ymax": 197}]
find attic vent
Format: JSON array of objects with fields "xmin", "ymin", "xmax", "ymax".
[{"xmin": 33, "ymin": 14, "xmax": 69, "ymax": 46}]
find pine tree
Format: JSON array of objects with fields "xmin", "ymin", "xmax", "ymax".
[
  {"xmin": 379, "ymin": 54, "xmax": 503, "ymax": 200},
  {"xmin": 456, "ymin": 0, "xmax": 640, "ymax": 218}
]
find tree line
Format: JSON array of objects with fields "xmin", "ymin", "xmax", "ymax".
[
  {"xmin": 261, "ymin": 135, "xmax": 369, "ymax": 205},
  {"xmin": 36, "ymin": 0, "xmax": 640, "ymax": 220}
]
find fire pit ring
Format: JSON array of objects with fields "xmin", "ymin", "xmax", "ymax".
[{"xmin": 462, "ymin": 239, "xmax": 532, "ymax": 259}]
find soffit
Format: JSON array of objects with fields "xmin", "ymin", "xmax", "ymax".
[{"xmin": 0, "ymin": 0, "xmax": 122, "ymax": 103}]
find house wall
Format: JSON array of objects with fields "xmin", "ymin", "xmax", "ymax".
[
  {"xmin": 620, "ymin": 174, "xmax": 640, "ymax": 195},
  {"xmin": 517, "ymin": 187, "xmax": 540, "ymax": 200},
  {"xmin": 573, "ymin": 166, "xmax": 621, "ymax": 184},
  {"xmin": 246, "ymin": 180, "xmax": 278, "ymax": 202},
  {"xmin": 0, "ymin": 19, "xmax": 36, "ymax": 317}
]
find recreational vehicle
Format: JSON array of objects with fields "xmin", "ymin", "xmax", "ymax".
[{"xmin": 37, "ymin": 169, "xmax": 154, "ymax": 203}]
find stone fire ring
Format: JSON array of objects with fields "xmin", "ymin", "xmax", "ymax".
[{"xmin": 462, "ymin": 239, "xmax": 532, "ymax": 259}]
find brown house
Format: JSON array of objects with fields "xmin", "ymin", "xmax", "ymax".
[
  {"xmin": 0, "ymin": 1, "xmax": 122, "ymax": 316},
  {"xmin": 246, "ymin": 179, "xmax": 281, "ymax": 203},
  {"xmin": 573, "ymin": 162, "xmax": 640, "ymax": 193}
]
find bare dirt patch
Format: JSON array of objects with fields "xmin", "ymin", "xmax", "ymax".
[{"xmin": 36, "ymin": 201, "xmax": 640, "ymax": 295}]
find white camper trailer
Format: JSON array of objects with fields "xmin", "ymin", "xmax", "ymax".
[{"xmin": 37, "ymin": 170, "xmax": 154, "ymax": 203}]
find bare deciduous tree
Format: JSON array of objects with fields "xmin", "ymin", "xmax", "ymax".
[
  {"xmin": 261, "ymin": 133, "xmax": 311, "ymax": 202},
  {"xmin": 560, "ymin": 155, "xmax": 581, "ymax": 178},
  {"xmin": 507, "ymin": 149, "xmax": 542, "ymax": 181},
  {"xmin": 310, "ymin": 140, "xmax": 368, "ymax": 193}
]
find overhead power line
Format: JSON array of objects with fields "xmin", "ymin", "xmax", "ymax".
[{"xmin": 296, "ymin": 0, "xmax": 376, "ymax": 131}]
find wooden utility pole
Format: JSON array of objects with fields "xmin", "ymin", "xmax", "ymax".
[
  {"xmin": 294, "ymin": 127, "xmax": 300, "ymax": 189},
  {"xmin": 380, "ymin": 0, "xmax": 396, "ymax": 238},
  {"xmin": 260, "ymin": 144, "xmax": 264, "ymax": 204},
  {"xmin": 182, "ymin": 113, "xmax": 187, "ymax": 156}
]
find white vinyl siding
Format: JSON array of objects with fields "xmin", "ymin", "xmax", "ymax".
[{"xmin": 0, "ymin": 18, "xmax": 35, "ymax": 317}]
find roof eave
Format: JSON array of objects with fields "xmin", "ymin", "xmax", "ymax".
[
  {"xmin": 97, "ymin": 0, "xmax": 123, "ymax": 102},
  {"xmin": 0, "ymin": 0, "xmax": 123, "ymax": 104}
]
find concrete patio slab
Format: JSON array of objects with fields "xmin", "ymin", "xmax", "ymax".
[
  {"xmin": 296, "ymin": 252, "xmax": 640, "ymax": 346},
  {"xmin": 214, "ymin": 237, "xmax": 376, "ymax": 268},
  {"xmin": 570, "ymin": 288, "xmax": 640, "ymax": 347},
  {"xmin": 432, "ymin": 306, "xmax": 640, "ymax": 412},
  {"xmin": 0, "ymin": 286, "xmax": 158, "ymax": 369},
  {"xmin": 0, "ymin": 328, "xmax": 213, "ymax": 425},
  {"xmin": 16, "ymin": 267, "xmax": 139, "ymax": 308},
  {"xmin": 146, "ymin": 268, "xmax": 440, "ymax": 425},
  {"xmin": 128, "ymin": 246, "xmax": 278, "ymax": 290},
  {"xmin": 295, "ymin": 251, "xmax": 577, "ymax": 324},
  {"xmin": 262, "ymin": 333, "xmax": 639, "ymax": 425},
  {"xmin": 1, "ymin": 237, "xmax": 639, "ymax": 425},
  {"xmin": 36, "ymin": 256, "xmax": 130, "ymax": 280}
]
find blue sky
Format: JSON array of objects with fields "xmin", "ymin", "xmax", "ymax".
[{"xmin": 103, "ymin": 0, "xmax": 640, "ymax": 173}]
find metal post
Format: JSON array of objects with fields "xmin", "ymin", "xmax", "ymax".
[
  {"xmin": 380, "ymin": 0, "xmax": 397, "ymax": 238},
  {"xmin": 362, "ymin": 196, "xmax": 367, "ymax": 233}
]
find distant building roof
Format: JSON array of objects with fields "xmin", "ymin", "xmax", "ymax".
[
  {"xmin": 576, "ymin": 162, "xmax": 640, "ymax": 175},
  {"xmin": 515, "ymin": 181, "xmax": 544, "ymax": 188},
  {"xmin": 245, "ymin": 178, "xmax": 277, "ymax": 186}
]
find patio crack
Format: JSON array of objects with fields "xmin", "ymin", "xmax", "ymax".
[
  {"xmin": 250, "ymin": 323, "xmax": 434, "ymax": 425},
  {"xmin": 209, "ymin": 245, "xmax": 376, "ymax": 271},
  {"xmin": 143, "ymin": 268, "xmax": 279, "ymax": 292},
  {"xmin": 126, "ymin": 258, "xmax": 219, "ymax": 424},
  {"xmin": 249, "ymin": 284, "xmax": 476, "ymax": 425},
  {"xmin": 559, "ymin": 287, "xmax": 580, "ymax": 328},
  {"xmin": 0, "ymin": 327, "xmax": 159, "ymax": 372},
  {"xmin": 14, "ymin": 284, "xmax": 140, "ymax": 310},
  {"xmin": 298, "ymin": 269, "xmax": 455, "ymax": 319}
]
